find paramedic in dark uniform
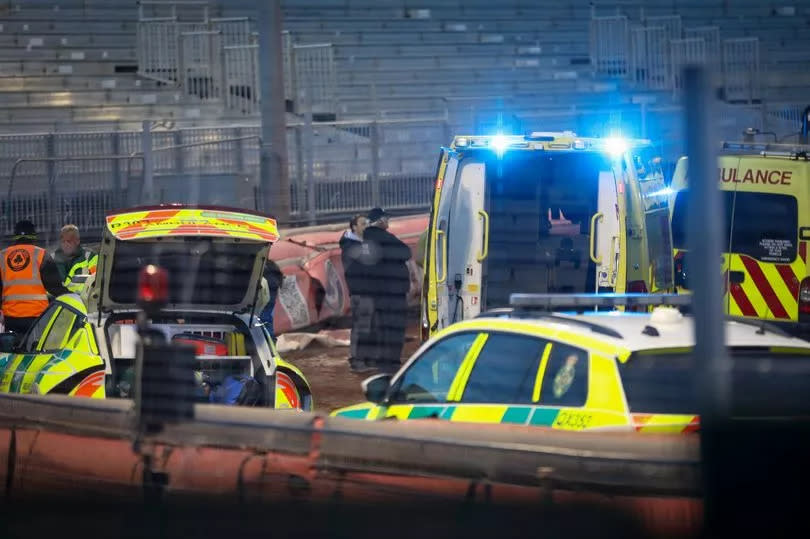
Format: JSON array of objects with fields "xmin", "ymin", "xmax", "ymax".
[{"xmin": 359, "ymin": 208, "xmax": 412, "ymax": 374}]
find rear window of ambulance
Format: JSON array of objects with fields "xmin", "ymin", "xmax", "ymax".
[
  {"xmin": 619, "ymin": 347, "xmax": 810, "ymax": 416},
  {"xmin": 671, "ymin": 191, "xmax": 798, "ymax": 263}
]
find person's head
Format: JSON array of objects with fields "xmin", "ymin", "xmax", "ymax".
[
  {"xmin": 367, "ymin": 207, "xmax": 390, "ymax": 230},
  {"xmin": 13, "ymin": 220, "xmax": 37, "ymax": 242},
  {"xmin": 59, "ymin": 224, "xmax": 81, "ymax": 255},
  {"xmin": 349, "ymin": 214, "xmax": 368, "ymax": 237}
]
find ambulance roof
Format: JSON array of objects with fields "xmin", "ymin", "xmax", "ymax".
[
  {"xmin": 450, "ymin": 133, "xmax": 653, "ymax": 153},
  {"xmin": 473, "ymin": 307, "xmax": 810, "ymax": 354}
]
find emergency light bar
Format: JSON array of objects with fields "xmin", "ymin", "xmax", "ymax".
[{"xmin": 509, "ymin": 293, "xmax": 691, "ymax": 309}]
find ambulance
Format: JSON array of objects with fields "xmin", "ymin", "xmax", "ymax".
[
  {"xmin": 421, "ymin": 132, "xmax": 674, "ymax": 340},
  {"xmin": 669, "ymin": 141, "xmax": 810, "ymax": 334}
]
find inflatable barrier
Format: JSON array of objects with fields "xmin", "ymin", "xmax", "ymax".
[
  {"xmin": 270, "ymin": 215, "xmax": 428, "ymax": 334},
  {"xmin": 0, "ymin": 393, "xmax": 702, "ymax": 537}
]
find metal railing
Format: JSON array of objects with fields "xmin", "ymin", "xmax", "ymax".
[
  {"xmin": 589, "ymin": 15, "xmax": 630, "ymax": 78},
  {"xmin": 684, "ymin": 26, "xmax": 721, "ymax": 71},
  {"xmin": 224, "ymin": 44, "xmax": 260, "ymax": 115},
  {"xmin": 290, "ymin": 43, "xmax": 338, "ymax": 115},
  {"xmin": 723, "ymin": 37, "xmax": 761, "ymax": 104},
  {"xmin": 179, "ymin": 30, "xmax": 223, "ymax": 102},
  {"xmin": 1, "ymin": 117, "xmax": 446, "ymax": 235},
  {"xmin": 631, "ymin": 26, "xmax": 671, "ymax": 90},
  {"xmin": 671, "ymin": 38, "xmax": 707, "ymax": 92}
]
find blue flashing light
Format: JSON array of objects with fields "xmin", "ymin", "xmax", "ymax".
[
  {"xmin": 490, "ymin": 133, "xmax": 510, "ymax": 156},
  {"xmin": 646, "ymin": 186, "xmax": 675, "ymax": 198},
  {"xmin": 604, "ymin": 137, "xmax": 628, "ymax": 157}
]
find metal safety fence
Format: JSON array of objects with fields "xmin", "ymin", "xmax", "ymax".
[
  {"xmin": 631, "ymin": 26, "xmax": 671, "ymax": 90},
  {"xmin": 290, "ymin": 43, "xmax": 338, "ymax": 116},
  {"xmin": 671, "ymin": 38, "xmax": 707, "ymax": 92},
  {"xmin": 589, "ymin": 13, "xmax": 758, "ymax": 103},
  {"xmin": 137, "ymin": 13, "xmax": 338, "ymax": 117},
  {"xmin": 589, "ymin": 15, "xmax": 630, "ymax": 78},
  {"xmin": 723, "ymin": 37, "xmax": 761, "ymax": 103},
  {"xmin": 1, "ymin": 118, "xmax": 445, "ymax": 237}
]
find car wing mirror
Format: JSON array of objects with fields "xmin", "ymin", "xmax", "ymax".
[{"xmin": 362, "ymin": 373, "xmax": 393, "ymax": 404}]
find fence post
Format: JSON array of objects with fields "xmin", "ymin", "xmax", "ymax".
[
  {"xmin": 46, "ymin": 134, "xmax": 56, "ymax": 246},
  {"xmin": 173, "ymin": 130, "xmax": 183, "ymax": 175},
  {"xmin": 258, "ymin": 0, "xmax": 290, "ymax": 220},
  {"xmin": 294, "ymin": 125, "xmax": 304, "ymax": 217},
  {"xmin": 112, "ymin": 131, "xmax": 122, "ymax": 209},
  {"xmin": 370, "ymin": 120, "xmax": 381, "ymax": 209},
  {"xmin": 142, "ymin": 120, "xmax": 155, "ymax": 204},
  {"xmin": 684, "ymin": 65, "xmax": 726, "ymax": 537},
  {"xmin": 234, "ymin": 127, "xmax": 244, "ymax": 172},
  {"xmin": 303, "ymin": 89, "xmax": 316, "ymax": 225}
]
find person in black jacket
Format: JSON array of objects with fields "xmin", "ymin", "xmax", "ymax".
[
  {"xmin": 358, "ymin": 208, "xmax": 412, "ymax": 374},
  {"xmin": 339, "ymin": 214, "xmax": 373, "ymax": 373}
]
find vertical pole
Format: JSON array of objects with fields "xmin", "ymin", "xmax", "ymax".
[
  {"xmin": 370, "ymin": 120, "xmax": 381, "ymax": 209},
  {"xmin": 258, "ymin": 0, "xmax": 290, "ymax": 221},
  {"xmin": 640, "ymin": 102, "xmax": 647, "ymax": 138},
  {"xmin": 142, "ymin": 120, "xmax": 154, "ymax": 204},
  {"xmin": 112, "ymin": 131, "xmax": 122, "ymax": 209},
  {"xmin": 303, "ymin": 86, "xmax": 316, "ymax": 225},
  {"xmin": 684, "ymin": 65, "xmax": 726, "ymax": 537},
  {"xmin": 46, "ymin": 134, "xmax": 56, "ymax": 246}
]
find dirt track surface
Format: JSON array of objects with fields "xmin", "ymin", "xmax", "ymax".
[{"xmin": 283, "ymin": 314, "xmax": 423, "ymax": 413}]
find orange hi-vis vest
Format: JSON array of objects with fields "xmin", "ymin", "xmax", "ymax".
[{"xmin": 0, "ymin": 244, "xmax": 49, "ymax": 318}]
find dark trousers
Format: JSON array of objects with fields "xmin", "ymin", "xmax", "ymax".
[
  {"xmin": 350, "ymin": 294, "xmax": 375, "ymax": 364},
  {"xmin": 371, "ymin": 294, "xmax": 407, "ymax": 368}
]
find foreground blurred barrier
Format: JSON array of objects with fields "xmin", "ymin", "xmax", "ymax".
[{"xmin": 0, "ymin": 393, "xmax": 701, "ymax": 538}]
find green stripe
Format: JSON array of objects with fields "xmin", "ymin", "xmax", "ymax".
[
  {"xmin": 9, "ymin": 354, "xmax": 37, "ymax": 393},
  {"xmin": 337, "ymin": 408, "xmax": 374, "ymax": 419},
  {"xmin": 440, "ymin": 406, "xmax": 456, "ymax": 420},
  {"xmin": 408, "ymin": 406, "xmax": 445, "ymax": 419},
  {"xmin": 529, "ymin": 408, "xmax": 560, "ymax": 426},
  {"xmin": 502, "ymin": 407, "xmax": 532, "ymax": 424},
  {"xmin": 34, "ymin": 355, "xmax": 68, "ymax": 386}
]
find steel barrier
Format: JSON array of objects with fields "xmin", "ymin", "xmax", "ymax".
[
  {"xmin": 1, "ymin": 118, "xmax": 445, "ymax": 234},
  {"xmin": 671, "ymin": 38, "xmax": 707, "ymax": 92},
  {"xmin": 292, "ymin": 43, "xmax": 338, "ymax": 115},
  {"xmin": 589, "ymin": 15, "xmax": 630, "ymax": 78},
  {"xmin": 723, "ymin": 37, "xmax": 761, "ymax": 103},
  {"xmin": 631, "ymin": 26, "xmax": 671, "ymax": 90},
  {"xmin": 645, "ymin": 14, "xmax": 682, "ymax": 42},
  {"xmin": 224, "ymin": 44, "xmax": 260, "ymax": 115},
  {"xmin": 685, "ymin": 26, "xmax": 720, "ymax": 71},
  {"xmin": 211, "ymin": 17, "xmax": 253, "ymax": 47},
  {"xmin": 179, "ymin": 30, "xmax": 223, "ymax": 102}
]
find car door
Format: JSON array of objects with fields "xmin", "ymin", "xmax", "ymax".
[
  {"xmin": 0, "ymin": 302, "xmax": 60, "ymax": 393},
  {"xmin": 1, "ymin": 297, "xmax": 104, "ymax": 396},
  {"xmin": 381, "ymin": 331, "xmax": 482, "ymax": 420}
]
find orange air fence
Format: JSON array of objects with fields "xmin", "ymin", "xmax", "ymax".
[{"xmin": 0, "ymin": 395, "xmax": 702, "ymax": 538}]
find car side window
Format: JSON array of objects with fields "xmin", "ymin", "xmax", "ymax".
[
  {"xmin": 40, "ymin": 307, "xmax": 79, "ymax": 351},
  {"xmin": 389, "ymin": 332, "xmax": 479, "ymax": 404},
  {"xmin": 460, "ymin": 333, "xmax": 547, "ymax": 404},
  {"xmin": 539, "ymin": 343, "xmax": 589, "ymax": 407},
  {"xmin": 19, "ymin": 304, "xmax": 60, "ymax": 353}
]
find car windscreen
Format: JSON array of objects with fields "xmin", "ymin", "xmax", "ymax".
[
  {"xmin": 108, "ymin": 239, "xmax": 262, "ymax": 306},
  {"xmin": 619, "ymin": 347, "xmax": 810, "ymax": 416},
  {"xmin": 671, "ymin": 190, "xmax": 798, "ymax": 263}
]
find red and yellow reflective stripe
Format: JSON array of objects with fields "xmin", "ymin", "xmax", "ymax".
[
  {"xmin": 726, "ymin": 242, "xmax": 807, "ymax": 321},
  {"xmin": 632, "ymin": 413, "xmax": 700, "ymax": 433},
  {"xmin": 106, "ymin": 208, "xmax": 279, "ymax": 242}
]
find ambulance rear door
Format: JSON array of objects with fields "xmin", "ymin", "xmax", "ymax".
[
  {"xmin": 446, "ymin": 156, "xmax": 487, "ymax": 322},
  {"xmin": 723, "ymin": 156, "xmax": 803, "ymax": 323},
  {"xmin": 424, "ymin": 148, "xmax": 459, "ymax": 337}
]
